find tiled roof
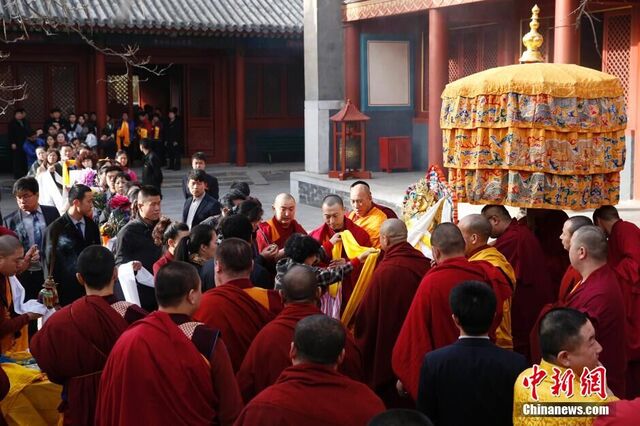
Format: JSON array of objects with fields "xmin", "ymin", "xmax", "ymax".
[{"xmin": 0, "ymin": 0, "xmax": 303, "ymax": 36}]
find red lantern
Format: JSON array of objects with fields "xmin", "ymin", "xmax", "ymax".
[{"xmin": 329, "ymin": 99, "xmax": 372, "ymax": 180}]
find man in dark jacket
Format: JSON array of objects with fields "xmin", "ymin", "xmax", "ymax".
[
  {"xmin": 140, "ymin": 139, "xmax": 163, "ymax": 190},
  {"xmin": 115, "ymin": 185, "xmax": 163, "ymax": 311},
  {"xmin": 181, "ymin": 152, "xmax": 219, "ymax": 200},
  {"xmin": 182, "ymin": 170, "xmax": 221, "ymax": 229},
  {"xmin": 43, "ymin": 184, "xmax": 101, "ymax": 306},
  {"xmin": 8, "ymin": 108, "xmax": 30, "ymax": 178},
  {"xmin": 164, "ymin": 108, "xmax": 182, "ymax": 170}
]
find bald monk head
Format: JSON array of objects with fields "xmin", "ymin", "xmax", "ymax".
[
  {"xmin": 592, "ymin": 205, "xmax": 621, "ymax": 236},
  {"xmin": 0, "ymin": 235, "xmax": 24, "ymax": 277},
  {"xmin": 272, "ymin": 193, "xmax": 297, "ymax": 228},
  {"xmin": 481, "ymin": 205, "xmax": 512, "ymax": 238},
  {"xmin": 569, "ymin": 226, "xmax": 608, "ymax": 278},
  {"xmin": 322, "ymin": 194, "xmax": 346, "ymax": 232},
  {"xmin": 156, "ymin": 261, "xmax": 202, "ymax": 316},
  {"xmin": 458, "ymin": 214, "xmax": 492, "ymax": 256},
  {"xmin": 291, "ymin": 314, "xmax": 346, "ymax": 369},
  {"xmin": 280, "ymin": 265, "xmax": 321, "ymax": 305},
  {"xmin": 214, "ymin": 238, "xmax": 254, "ymax": 286},
  {"xmin": 379, "ymin": 219, "xmax": 407, "ymax": 252},
  {"xmin": 559, "ymin": 216, "xmax": 593, "ymax": 251},
  {"xmin": 430, "ymin": 223, "xmax": 466, "ymax": 264},
  {"xmin": 350, "ymin": 181, "xmax": 373, "ymax": 217}
]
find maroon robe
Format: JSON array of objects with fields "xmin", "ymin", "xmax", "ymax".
[
  {"xmin": 235, "ymin": 363, "xmax": 385, "ymax": 426},
  {"xmin": 96, "ymin": 311, "xmax": 242, "ymax": 426},
  {"xmin": 309, "ymin": 217, "xmax": 371, "ymax": 305},
  {"xmin": 256, "ymin": 217, "xmax": 306, "ymax": 252},
  {"xmin": 236, "ymin": 303, "xmax": 363, "ymax": 402},
  {"xmin": 607, "ymin": 219, "xmax": 640, "ymax": 397},
  {"xmin": 373, "ymin": 203, "xmax": 398, "ymax": 219},
  {"xmin": 564, "ymin": 264, "xmax": 626, "ymax": 397},
  {"xmin": 152, "ymin": 251, "xmax": 173, "ymax": 276},
  {"xmin": 352, "ymin": 241, "xmax": 430, "ymax": 407},
  {"xmin": 493, "ymin": 218, "xmax": 555, "ymax": 358},
  {"xmin": 558, "ymin": 265, "xmax": 582, "ymax": 303},
  {"xmin": 392, "ymin": 257, "xmax": 511, "ymax": 400},
  {"xmin": 194, "ymin": 278, "xmax": 276, "ymax": 372},
  {"xmin": 31, "ymin": 295, "xmax": 146, "ymax": 426}
]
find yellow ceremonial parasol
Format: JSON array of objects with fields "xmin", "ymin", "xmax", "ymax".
[{"xmin": 440, "ymin": 5, "xmax": 627, "ymax": 210}]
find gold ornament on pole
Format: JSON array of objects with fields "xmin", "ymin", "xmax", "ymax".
[{"xmin": 519, "ymin": 4, "xmax": 544, "ymax": 64}]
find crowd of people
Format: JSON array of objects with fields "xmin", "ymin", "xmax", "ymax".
[{"xmin": 0, "ymin": 108, "xmax": 639, "ymax": 425}]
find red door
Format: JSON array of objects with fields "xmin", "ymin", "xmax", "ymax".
[{"xmin": 186, "ymin": 64, "xmax": 216, "ymax": 160}]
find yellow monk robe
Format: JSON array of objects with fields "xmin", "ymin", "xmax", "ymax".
[
  {"xmin": 115, "ymin": 121, "xmax": 130, "ymax": 151},
  {"xmin": 348, "ymin": 207, "xmax": 387, "ymax": 248},
  {"xmin": 0, "ymin": 278, "xmax": 28, "ymax": 355},
  {"xmin": 332, "ymin": 231, "xmax": 380, "ymax": 329},
  {"xmin": 469, "ymin": 245, "xmax": 515, "ymax": 350}
]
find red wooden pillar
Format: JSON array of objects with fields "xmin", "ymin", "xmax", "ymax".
[
  {"xmin": 554, "ymin": 0, "xmax": 580, "ymax": 64},
  {"xmin": 428, "ymin": 8, "xmax": 448, "ymax": 167},
  {"xmin": 235, "ymin": 47, "xmax": 246, "ymax": 167},
  {"xmin": 94, "ymin": 52, "xmax": 107, "ymax": 131},
  {"xmin": 344, "ymin": 22, "xmax": 360, "ymax": 108},
  {"xmin": 631, "ymin": 5, "xmax": 640, "ymax": 198}
]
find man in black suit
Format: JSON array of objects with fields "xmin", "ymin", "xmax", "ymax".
[
  {"xmin": 417, "ymin": 281, "xmax": 528, "ymax": 426},
  {"xmin": 140, "ymin": 139, "xmax": 163, "ymax": 190},
  {"xmin": 4, "ymin": 177, "xmax": 60, "ymax": 305},
  {"xmin": 8, "ymin": 108, "xmax": 30, "ymax": 178},
  {"xmin": 43, "ymin": 184, "xmax": 101, "ymax": 307},
  {"xmin": 183, "ymin": 169, "xmax": 221, "ymax": 229},
  {"xmin": 181, "ymin": 152, "xmax": 219, "ymax": 200}
]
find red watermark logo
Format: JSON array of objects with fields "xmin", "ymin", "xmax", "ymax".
[{"xmin": 522, "ymin": 365, "xmax": 607, "ymax": 401}]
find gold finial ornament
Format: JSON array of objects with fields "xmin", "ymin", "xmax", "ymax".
[{"xmin": 519, "ymin": 4, "xmax": 544, "ymax": 63}]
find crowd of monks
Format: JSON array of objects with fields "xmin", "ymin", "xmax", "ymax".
[{"xmin": 0, "ymin": 178, "xmax": 639, "ymax": 425}]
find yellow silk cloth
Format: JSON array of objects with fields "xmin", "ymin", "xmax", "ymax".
[
  {"xmin": 115, "ymin": 121, "xmax": 130, "ymax": 151},
  {"xmin": 334, "ymin": 231, "xmax": 379, "ymax": 329},
  {"xmin": 0, "ymin": 361, "xmax": 62, "ymax": 426},
  {"xmin": 348, "ymin": 207, "xmax": 387, "ymax": 248},
  {"xmin": 442, "ymin": 63, "xmax": 625, "ymax": 99},
  {"xmin": 470, "ymin": 247, "xmax": 515, "ymax": 350},
  {"xmin": 61, "ymin": 160, "xmax": 76, "ymax": 187},
  {"xmin": 244, "ymin": 288, "xmax": 269, "ymax": 311},
  {"xmin": 0, "ymin": 278, "xmax": 28, "ymax": 354}
]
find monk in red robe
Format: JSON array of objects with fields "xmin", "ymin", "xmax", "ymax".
[
  {"xmin": 309, "ymin": 194, "xmax": 370, "ymax": 304},
  {"xmin": 256, "ymin": 193, "xmax": 306, "ymax": 253},
  {"xmin": 237, "ymin": 265, "xmax": 362, "ymax": 402},
  {"xmin": 194, "ymin": 238, "xmax": 282, "ymax": 371},
  {"xmin": 392, "ymin": 223, "xmax": 511, "ymax": 400},
  {"xmin": 594, "ymin": 397, "xmax": 640, "ymax": 425},
  {"xmin": 348, "ymin": 181, "xmax": 393, "ymax": 248},
  {"xmin": 594, "ymin": 205, "xmax": 640, "ymax": 397},
  {"xmin": 482, "ymin": 205, "xmax": 555, "ymax": 359},
  {"xmin": 564, "ymin": 226, "xmax": 627, "ymax": 396},
  {"xmin": 235, "ymin": 314, "xmax": 384, "ymax": 426},
  {"xmin": 353, "ymin": 219, "xmax": 430, "ymax": 407},
  {"xmin": 96, "ymin": 261, "xmax": 243, "ymax": 426},
  {"xmin": 31, "ymin": 246, "xmax": 147, "ymax": 425},
  {"xmin": 558, "ymin": 216, "xmax": 593, "ymax": 301}
]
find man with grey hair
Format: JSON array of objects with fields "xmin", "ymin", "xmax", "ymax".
[{"xmin": 565, "ymin": 225, "xmax": 626, "ymax": 396}]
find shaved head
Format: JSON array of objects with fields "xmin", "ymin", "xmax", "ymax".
[
  {"xmin": 560, "ymin": 216, "xmax": 593, "ymax": 251},
  {"xmin": 273, "ymin": 193, "xmax": 297, "ymax": 227},
  {"xmin": 274, "ymin": 193, "xmax": 295, "ymax": 205},
  {"xmin": 481, "ymin": 205, "xmax": 511, "ymax": 220},
  {"xmin": 0, "ymin": 235, "xmax": 22, "ymax": 257},
  {"xmin": 571, "ymin": 226, "xmax": 608, "ymax": 262},
  {"xmin": 281, "ymin": 265, "xmax": 319, "ymax": 304},
  {"xmin": 380, "ymin": 219, "xmax": 407, "ymax": 241},
  {"xmin": 350, "ymin": 183, "xmax": 373, "ymax": 217},
  {"xmin": 431, "ymin": 223, "xmax": 466, "ymax": 256},
  {"xmin": 322, "ymin": 194, "xmax": 344, "ymax": 208},
  {"xmin": 481, "ymin": 205, "xmax": 512, "ymax": 238},
  {"xmin": 459, "ymin": 214, "xmax": 492, "ymax": 241}
]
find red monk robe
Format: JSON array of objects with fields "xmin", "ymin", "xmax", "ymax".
[
  {"xmin": 31, "ymin": 296, "xmax": 146, "ymax": 425},
  {"xmin": 493, "ymin": 218, "xmax": 555, "ymax": 358},
  {"xmin": 194, "ymin": 278, "xmax": 281, "ymax": 372},
  {"xmin": 352, "ymin": 241, "xmax": 430, "ymax": 408},
  {"xmin": 236, "ymin": 303, "xmax": 363, "ymax": 402},
  {"xmin": 392, "ymin": 257, "xmax": 510, "ymax": 400},
  {"xmin": 235, "ymin": 363, "xmax": 385, "ymax": 426},
  {"xmin": 309, "ymin": 216, "xmax": 371, "ymax": 305},
  {"xmin": 373, "ymin": 203, "xmax": 398, "ymax": 219},
  {"xmin": 96, "ymin": 311, "xmax": 243, "ymax": 426},
  {"xmin": 606, "ymin": 219, "xmax": 640, "ymax": 397},
  {"xmin": 564, "ymin": 265, "xmax": 627, "ymax": 396},
  {"xmin": 593, "ymin": 397, "xmax": 640, "ymax": 426},
  {"xmin": 256, "ymin": 217, "xmax": 306, "ymax": 252},
  {"xmin": 558, "ymin": 265, "xmax": 582, "ymax": 302}
]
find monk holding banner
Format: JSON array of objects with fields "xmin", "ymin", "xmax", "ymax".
[
  {"xmin": 256, "ymin": 193, "xmax": 306, "ymax": 253},
  {"xmin": 594, "ymin": 205, "xmax": 640, "ymax": 397},
  {"xmin": 195, "ymin": 238, "xmax": 282, "ymax": 371},
  {"xmin": 458, "ymin": 214, "xmax": 514, "ymax": 349},
  {"xmin": 353, "ymin": 219, "xmax": 430, "ymax": 408},
  {"xmin": 237, "ymin": 265, "xmax": 362, "ymax": 402},
  {"xmin": 481, "ymin": 205, "xmax": 555, "ymax": 359},
  {"xmin": 96, "ymin": 261, "xmax": 243, "ymax": 425},
  {"xmin": 348, "ymin": 181, "xmax": 391, "ymax": 248},
  {"xmin": 392, "ymin": 223, "xmax": 511, "ymax": 401},
  {"xmin": 31, "ymin": 246, "xmax": 146, "ymax": 425}
]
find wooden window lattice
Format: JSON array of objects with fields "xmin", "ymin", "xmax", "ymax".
[
  {"xmin": 603, "ymin": 12, "xmax": 631, "ymax": 102},
  {"xmin": 448, "ymin": 25, "xmax": 499, "ymax": 83},
  {"xmin": 18, "ymin": 64, "xmax": 45, "ymax": 119},
  {"xmin": 51, "ymin": 65, "xmax": 76, "ymax": 115},
  {"xmin": 107, "ymin": 74, "xmax": 129, "ymax": 107}
]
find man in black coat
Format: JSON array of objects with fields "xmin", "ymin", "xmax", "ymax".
[
  {"xmin": 43, "ymin": 184, "xmax": 101, "ymax": 307},
  {"xmin": 8, "ymin": 108, "xmax": 30, "ymax": 178},
  {"xmin": 164, "ymin": 108, "xmax": 182, "ymax": 170},
  {"xmin": 4, "ymin": 177, "xmax": 60, "ymax": 303},
  {"xmin": 417, "ymin": 281, "xmax": 528, "ymax": 426},
  {"xmin": 115, "ymin": 185, "xmax": 163, "ymax": 312},
  {"xmin": 140, "ymin": 139, "xmax": 163, "ymax": 190},
  {"xmin": 183, "ymin": 170, "xmax": 221, "ymax": 229},
  {"xmin": 181, "ymin": 152, "xmax": 219, "ymax": 200}
]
